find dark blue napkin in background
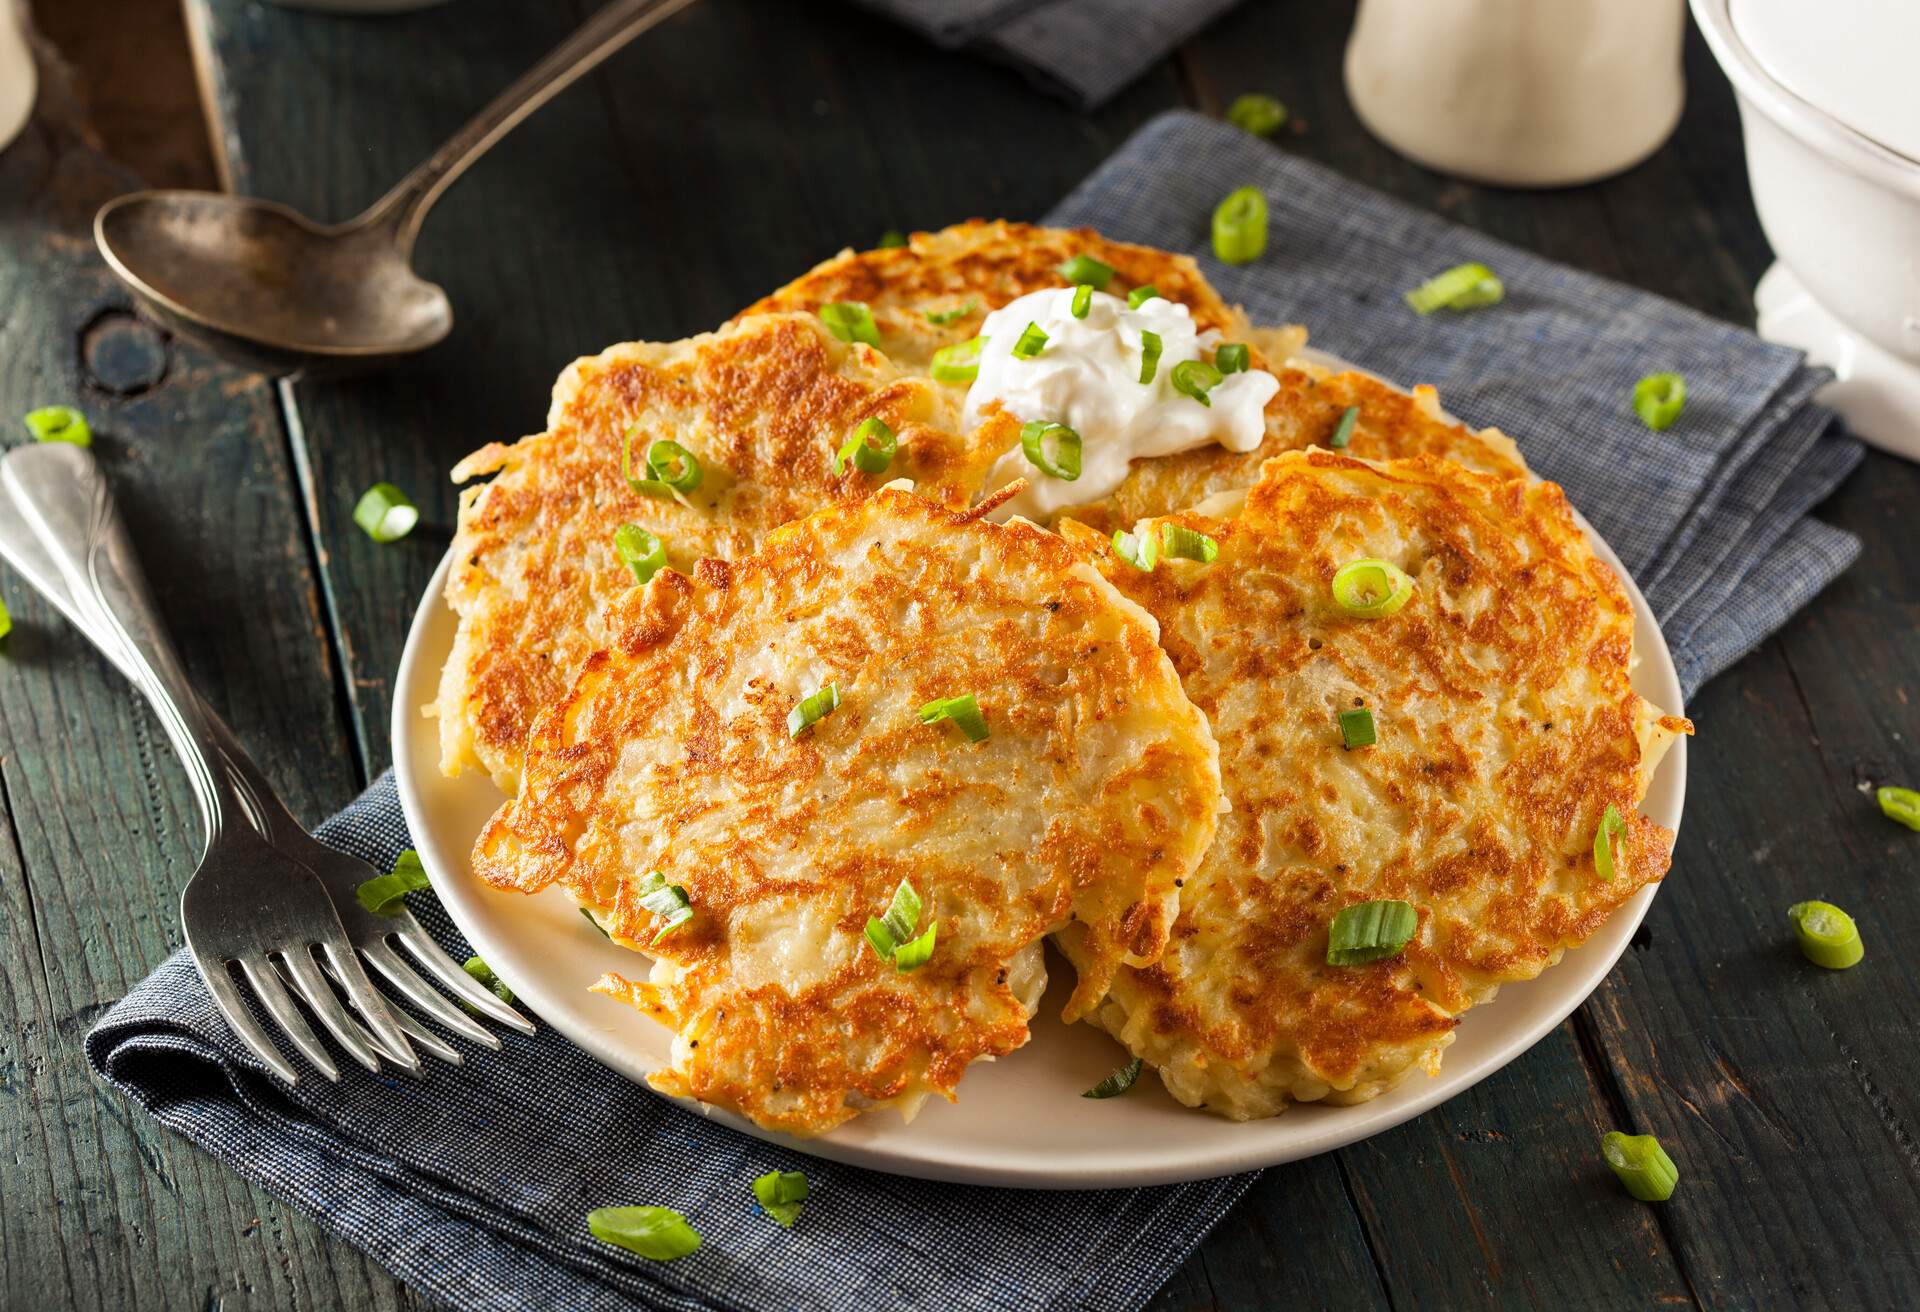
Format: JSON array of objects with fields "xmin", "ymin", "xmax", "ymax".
[
  {"xmin": 88, "ymin": 111, "xmax": 1860, "ymax": 1312},
  {"xmin": 852, "ymin": 0, "xmax": 1241, "ymax": 107}
]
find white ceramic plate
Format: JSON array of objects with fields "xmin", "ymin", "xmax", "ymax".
[{"xmin": 393, "ymin": 457, "xmax": 1686, "ymax": 1192}]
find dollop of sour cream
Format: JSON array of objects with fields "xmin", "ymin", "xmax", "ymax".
[{"xmin": 962, "ymin": 287, "xmax": 1279, "ymax": 520}]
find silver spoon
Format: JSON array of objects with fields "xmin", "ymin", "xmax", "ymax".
[{"xmin": 94, "ymin": 0, "xmax": 697, "ymax": 377}]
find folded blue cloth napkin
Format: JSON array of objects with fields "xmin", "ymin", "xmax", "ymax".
[
  {"xmin": 851, "ymin": 0, "xmax": 1240, "ymax": 107},
  {"xmin": 87, "ymin": 111, "xmax": 1860, "ymax": 1312}
]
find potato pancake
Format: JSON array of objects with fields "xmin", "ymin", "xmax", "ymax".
[
  {"xmin": 746, "ymin": 221, "xmax": 1525, "ymax": 526},
  {"xmin": 740, "ymin": 219, "xmax": 1294, "ymax": 371},
  {"xmin": 1057, "ymin": 450, "xmax": 1691, "ymax": 1119},
  {"xmin": 433, "ymin": 312, "xmax": 1014, "ymax": 791},
  {"xmin": 470, "ymin": 487, "xmax": 1222, "ymax": 1136}
]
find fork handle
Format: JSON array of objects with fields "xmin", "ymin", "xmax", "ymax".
[{"xmin": 0, "ymin": 444, "xmax": 234, "ymax": 845}]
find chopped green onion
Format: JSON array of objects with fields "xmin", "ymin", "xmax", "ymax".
[
  {"xmin": 1159, "ymin": 523, "xmax": 1218, "ymax": 563},
  {"xmin": 1788, "ymin": 900, "xmax": 1864, "ymax": 970},
  {"xmin": 1593, "ymin": 803, "xmax": 1626, "ymax": 881},
  {"xmin": 925, "ymin": 299, "xmax": 977, "ymax": 326},
  {"xmin": 1878, "ymin": 785, "xmax": 1920, "ymax": 832},
  {"xmin": 1057, "ymin": 253, "xmax": 1115, "ymax": 290},
  {"xmin": 1331, "ymin": 558, "xmax": 1414, "ymax": 618},
  {"xmin": 930, "ymin": 336, "xmax": 987, "ymax": 383},
  {"xmin": 1633, "ymin": 372, "xmax": 1687, "ymax": 431},
  {"xmin": 587, "ymin": 1206, "xmax": 701, "ymax": 1261},
  {"xmin": 1171, "ymin": 359, "xmax": 1224, "ymax": 407},
  {"xmin": 1211, "ymin": 187, "xmax": 1268, "ymax": 265},
  {"xmin": 1601, "ymin": 1131, "xmax": 1679, "ymax": 1202},
  {"xmin": 1138, "ymin": 330, "xmax": 1163, "ymax": 385},
  {"xmin": 918, "ymin": 693, "xmax": 989, "ymax": 742},
  {"xmin": 24, "ymin": 405, "xmax": 91, "ymax": 447},
  {"xmin": 878, "ymin": 229, "xmax": 907, "ymax": 249},
  {"xmin": 1012, "ymin": 322, "xmax": 1049, "ymax": 360},
  {"xmin": 865, "ymin": 878, "xmax": 936, "ymax": 971},
  {"xmin": 1215, "ymin": 343, "xmax": 1249, "ymax": 375},
  {"xmin": 1083, "ymin": 1056, "xmax": 1143, "ymax": 1099},
  {"xmin": 752, "ymin": 1170, "xmax": 810, "ymax": 1228},
  {"xmin": 1326, "ymin": 899, "xmax": 1418, "ymax": 965},
  {"xmin": 873, "ymin": 879, "xmax": 923, "ymax": 949},
  {"xmin": 462, "ymin": 955, "xmax": 515, "ymax": 1004},
  {"xmin": 1329, "ymin": 405, "xmax": 1359, "ymax": 449},
  {"xmin": 1021, "ymin": 420, "xmax": 1081, "ymax": 480},
  {"xmin": 1112, "ymin": 528, "xmax": 1160, "ymax": 572},
  {"xmin": 352, "ymin": 483, "xmax": 418, "ymax": 543},
  {"xmin": 833, "ymin": 417, "xmax": 896, "ymax": 477},
  {"xmin": 646, "ymin": 439, "xmax": 703, "ymax": 494},
  {"xmin": 1127, "ymin": 285, "xmax": 1162, "ymax": 309},
  {"xmin": 1338, "ymin": 707, "xmax": 1376, "ymax": 750},
  {"xmin": 580, "ymin": 906, "xmax": 611, "ymax": 938},
  {"xmin": 1070, "ymin": 284, "xmax": 1094, "ymax": 319},
  {"xmin": 622, "ymin": 427, "xmax": 675, "ymax": 500},
  {"xmin": 354, "ymin": 848, "xmax": 431, "ymax": 914},
  {"xmin": 614, "ymin": 524, "xmax": 667, "ymax": 584},
  {"xmin": 787, "ymin": 683, "xmax": 840, "ymax": 738},
  {"xmin": 0, "ymin": 595, "xmax": 10, "ymax": 642},
  {"xmin": 892, "ymin": 924, "xmax": 938, "ymax": 972},
  {"xmin": 1226, "ymin": 93, "xmax": 1288, "ymax": 138},
  {"xmin": 820, "ymin": 301, "xmax": 880, "ymax": 348},
  {"xmin": 1404, "ymin": 262, "xmax": 1504, "ymax": 314},
  {"xmin": 636, "ymin": 871, "xmax": 695, "ymax": 944}
]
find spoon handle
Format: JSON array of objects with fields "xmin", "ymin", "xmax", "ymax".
[{"xmin": 360, "ymin": 0, "xmax": 701, "ymax": 256}]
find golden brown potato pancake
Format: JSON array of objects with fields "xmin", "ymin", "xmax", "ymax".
[
  {"xmin": 434, "ymin": 312, "xmax": 1014, "ymax": 791},
  {"xmin": 1058, "ymin": 450, "xmax": 1690, "ymax": 1119},
  {"xmin": 471, "ymin": 487, "xmax": 1222, "ymax": 1135}
]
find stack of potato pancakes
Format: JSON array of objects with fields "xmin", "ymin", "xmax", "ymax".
[{"xmin": 446, "ymin": 221, "xmax": 1691, "ymax": 1136}]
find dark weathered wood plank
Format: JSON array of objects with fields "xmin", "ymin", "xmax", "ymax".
[{"xmin": 0, "ymin": 67, "xmax": 421, "ymax": 1312}]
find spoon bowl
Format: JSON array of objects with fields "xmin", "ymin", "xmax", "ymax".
[
  {"xmin": 96, "ymin": 191, "xmax": 453, "ymax": 376},
  {"xmin": 90, "ymin": 0, "xmax": 697, "ymax": 377}
]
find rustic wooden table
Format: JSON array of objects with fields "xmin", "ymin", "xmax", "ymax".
[{"xmin": 2, "ymin": 1, "xmax": 1916, "ymax": 1307}]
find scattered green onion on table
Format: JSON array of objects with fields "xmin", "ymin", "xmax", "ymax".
[
  {"xmin": 1404, "ymin": 262, "xmax": 1504, "ymax": 314},
  {"xmin": 1633, "ymin": 372, "xmax": 1687, "ymax": 430},
  {"xmin": 1601, "ymin": 1131, "xmax": 1678, "ymax": 1202},
  {"xmin": 1880, "ymin": 785, "xmax": 1920, "ymax": 831},
  {"xmin": 354, "ymin": 848, "xmax": 431, "ymax": 914},
  {"xmin": 1226, "ymin": 92, "xmax": 1288, "ymax": 138},
  {"xmin": 462, "ymin": 956, "xmax": 515, "ymax": 1005},
  {"xmin": 1211, "ymin": 186, "xmax": 1268, "ymax": 265},
  {"xmin": 352, "ymin": 482, "xmax": 418, "ymax": 543},
  {"xmin": 1788, "ymin": 900, "xmax": 1863, "ymax": 970},
  {"xmin": 752, "ymin": 1170, "xmax": 810, "ymax": 1228},
  {"xmin": 24, "ymin": 404, "xmax": 91, "ymax": 446},
  {"xmin": 587, "ymin": 1206, "xmax": 701, "ymax": 1261}
]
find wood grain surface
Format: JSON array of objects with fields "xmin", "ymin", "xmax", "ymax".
[{"xmin": 1, "ymin": 0, "xmax": 1914, "ymax": 1307}]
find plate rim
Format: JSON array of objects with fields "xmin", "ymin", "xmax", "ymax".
[{"xmin": 392, "ymin": 467, "xmax": 1687, "ymax": 1192}]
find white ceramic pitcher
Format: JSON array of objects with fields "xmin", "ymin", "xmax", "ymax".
[{"xmin": 1344, "ymin": 0, "xmax": 1687, "ymax": 188}]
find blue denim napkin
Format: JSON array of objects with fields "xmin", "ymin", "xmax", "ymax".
[
  {"xmin": 851, "ymin": 0, "xmax": 1241, "ymax": 107},
  {"xmin": 87, "ymin": 111, "xmax": 1860, "ymax": 1312}
]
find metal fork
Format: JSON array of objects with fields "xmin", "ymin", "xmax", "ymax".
[{"xmin": 0, "ymin": 443, "xmax": 527, "ymax": 1080}]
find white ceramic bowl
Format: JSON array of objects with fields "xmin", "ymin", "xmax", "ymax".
[{"xmin": 1693, "ymin": 0, "xmax": 1920, "ymax": 368}]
